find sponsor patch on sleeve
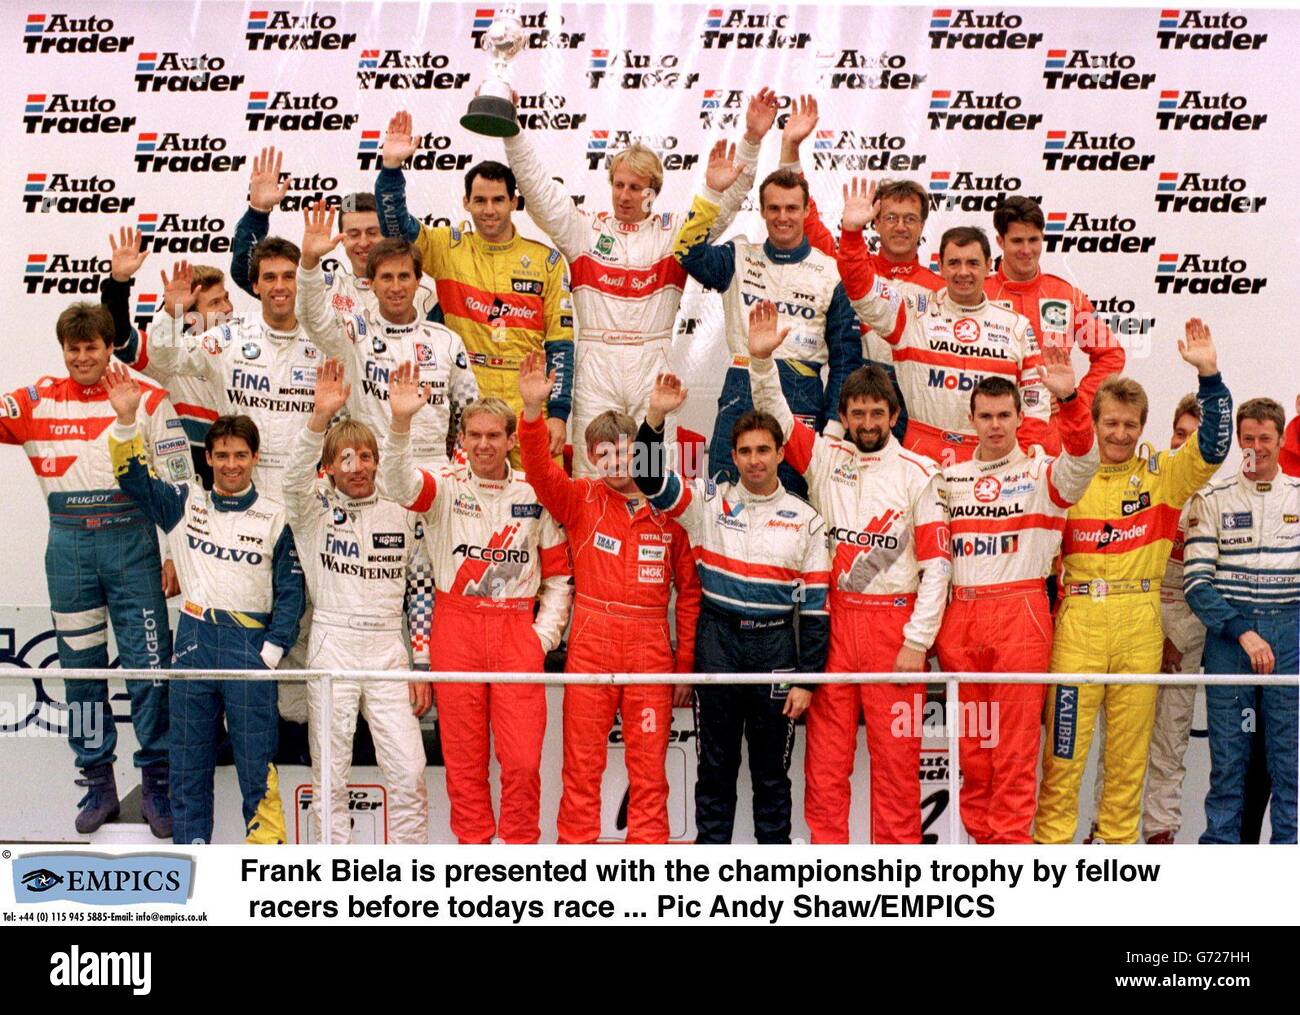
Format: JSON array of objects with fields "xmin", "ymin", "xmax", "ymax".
[
  {"xmin": 512, "ymin": 503, "xmax": 543, "ymax": 518},
  {"xmin": 4, "ymin": 394, "xmax": 20, "ymax": 418},
  {"xmin": 166, "ymin": 417, "xmax": 184, "ymax": 430},
  {"xmin": 154, "ymin": 437, "xmax": 189, "ymax": 456}
]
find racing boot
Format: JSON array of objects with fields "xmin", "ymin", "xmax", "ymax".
[
  {"xmin": 74, "ymin": 764, "xmax": 120, "ymax": 834},
  {"xmin": 140, "ymin": 762, "xmax": 173, "ymax": 840}
]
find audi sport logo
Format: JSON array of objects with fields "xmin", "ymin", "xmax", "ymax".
[
  {"xmin": 973, "ymin": 476, "xmax": 1001, "ymax": 503},
  {"xmin": 953, "ymin": 317, "xmax": 981, "ymax": 343}
]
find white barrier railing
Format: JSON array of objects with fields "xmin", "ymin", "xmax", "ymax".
[{"xmin": 4, "ymin": 668, "xmax": 1296, "ymax": 845}]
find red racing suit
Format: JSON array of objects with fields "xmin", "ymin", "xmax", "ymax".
[
  {"xmin": 519, "ymin": 413, "xmax": 699, "ymax": 844},
  {"xmin": 936, "ymin": 395, "xmax": 1098, "ymax": 843}
]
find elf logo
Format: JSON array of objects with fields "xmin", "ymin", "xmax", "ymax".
[
  {"xmin": 928, "ymin": 8, "xmax": 1043, "ymax": 49},
  {"xmin": 356, "ymin": 130, "xmax": 472, "ymax": 172},
  {"xmin": 23, "ymin": 253, "xmax": 111, "ymax": 295},
  {"xmin": 927, "ymin": 171, "xmax": 1041, "ymax": 213},
  {"xmin": 355, "ymin": 49, "xmax": 470, "ymax": 90},
  {"xmin": 135, "ymin": 212, "xmax": 232, "ymax": 255},
  {"xmin": 22, "ymin": 93, "xmax": 134, "ymax": 135},
  {"xmin": 1155, "ymin": 253, "xmax": 1266, "ymax": 296},
  {"xmin": 133, "ymin": 51, "xmax": 243, "ymax": 92},
  {"xmin": 134, "ymin": 131, "xmax": 247, "ymax": 174},
  {"xmin": 245, "ymin": 90, "xmax": 359, "ymax": 132},
  {"xmin": 23, "ymin": 13, "xmax": 133, "ymax": 53},
  {"xmin": 1157, "ymin": 9, "xmax": 1267, "ymax": 50},
  {"xmin": 470, "ymin": 9, "xmax": 585, "ymax": 49},
  {"xmin": 1042, "ymin": 48, "xmax": 1155, "ymax": 90},
  {"xmin": 1043, "ymin": 212, "xmax": 1156, "ymax": 255},
  {"xmin": 926, "ymin": 89, "xmax": 1041, "ymax": 130},
  {"xmin": 809, "ymin": 130, "xmax": 925, "ymax": 173},
  {"xmin": 701, "ymin": 8, "xmax": 812, "ymax": 50},
  {"xmin": 588, "ymin": 49, "xmax": 700, "ymax": 89},
  {"xmin": 815, "ymin": 50, "xmax": 923, "ymax": 90},
  {"xmin": 514, "ymin": 92, "xmax": 587, "ymax": 131},
  {"xmin": 586, "ymin": 131, "xmax": 699, "ymax": 172},
  {"xmin": 1155, "ymin": 172, "xmax": 1266, "ymax": 214},
  {"xmin": 22, "ymin": 173, "xmax": 134, "ymax": 214},
  {"xmin": 245, "ymin": 9, "xmax": 357, "ymax": 51},
  {"xmin": 1042, "ymin": 130, "xmax": 1154, "ymax": 172},
  {"xmin": 1156, "ymin": 90, "xmax": 1266, "ymax": 131}
]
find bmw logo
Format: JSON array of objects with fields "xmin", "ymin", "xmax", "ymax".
[
  {"xmin": 242, "ymin": 342, "xmax": 261, "ymax": 360},
  {"xmin": 332, "ymin": 507, "xmax": 348, "ymax": 525},
  {"xmin": 372, "ymin": 336, "xmax": 388, "ymax": 355}
]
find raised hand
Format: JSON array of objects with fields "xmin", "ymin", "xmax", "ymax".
[
  {"xmin": 159, "ymin": 260, "xmax": 196, "ymax": 319},
  {"xmin": 109, "ymin": 226, "xmax": 150, "ymax": 282},
  {"xmin": 388, "ymin": 361, "xmax": 432, "ymax": 427},
  {"xmin": 841, "ymin": 177, "xmax": 878, "ymax": 232},
  {"xmin": 706, "ymin": 140, "xmax": 743, "ymax": 193},
  {"xmin": 745, "ymin": 86, "xmax": 779, "ymax": 141},
  {"xmin": 103, "ymin": 362, "xmax": 142, "ymax": 423},
  {"xmin": 647, "ymin": 372, "xmax": 688, "ymax": 428},
  {"xmin": 1037, "ymin": 341, "xmax": 1079, "ymax": 401},
  {"xmin": 249, "ymin": 146, "xmax": 289, "ymax": 213},
  {"xmin": 311, "ymin": 357, "xmax": 350, "ymax": 427},
  {"xmin": 747, "ymin": 300, "xmax": 791, "ymax": 360},
  {"xmin": 518, "ymin": 349, "xmax": 556, "ymax": 420},
  {"xmin": 781, "ymin": 94, "xmax": 819, "ymax": 154},
  {"xmin": 300, "ymin": 199, "xmax": 342, "ymax": 269},
  {"xmin": 382, "ymin": 110, "xmax": 418, "ymax": 170},
  {"xmin": 1178, "ymin": 317, "xmax": 1219, "ymax": 377}
]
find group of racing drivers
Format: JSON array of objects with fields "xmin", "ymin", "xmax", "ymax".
[{"xmin": 3, "ymin": 88, "xmax": 1296, "ymax": 847}]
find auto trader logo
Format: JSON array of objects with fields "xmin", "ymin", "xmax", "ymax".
[
  {"xmin": 470, "ymin": 8, "xmax": 584, "ymax": 49},
  {"xmin": 928, "ymin": 8, "xmax": 1043, "ymax": 49},
  {"xmin": 1042, "ymin": 129, "xmax": 1154, "ymax": 172},
  {"xmin": 1042, "ymin": 48, "xmax": 1155, "ymax": 90},
  {"xmin": 245, "ymin": 9, "xmax": 357, "ymax": 51},
  {"xmin": 1154, "ymin": 171, "xmax": 1265, "ymax": 214},
  {"xmin": 927, "ymin": 170, "xmax": 1041, "ymax": 212},
  {"xmin": 1156, "ymin": 90, "xmax": 1266, "ymax": 131},
  {"xmin": 701, "ymin": 7, "xmax": 812, "ymax": 49},
  {"xmin": 1154, "ymin": 253, "xmax": 1266, "ymax": 295},
  {"xmin": 1157, "ymin": 9, "xmax": 1267, "ymax": 50},
  {"xmin": 22, "ymin": 172, "xmax": 135, "ymax": 214},
  {"xmin": 13, "ymin": 853, "xmax": 193, "ymax": 904},
  {"xmin": 23, "ymin": 12, "xmax": 134, "ymax": 53}
]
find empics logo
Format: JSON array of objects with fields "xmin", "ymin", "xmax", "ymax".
[
  {"xmin": 23, "ymin": 13, "xmax": 133, "ymax": 53},
  {"xmin": 134, "ymin": 131, "xmax": 246, "ymax": 174},
  {"xmin": 1155, "ymin": 253, "xmax": 1266, "ymax": 295},
  {"xmin": 355, "ymin": 49, "xmax": 470, "ymax": 90},
  {"xmin": 470, "ymin": 9, "xmax": 585, "ymax": 49},
  {"xmin": 135, "ymin": 211, "xmax": 231, "ymax": 255},
  {"xmin": 927, "ymin": 171, "xmax": 1041, "ymax": 213},
  {"xmin": 1156, "ymin": 90, "xmax": 1266, "ymax": 131},
  {"xmin": 515, "ymin": 92, "xmax": 587, "ymax": 130},
  {"xmin": 928, "ymin": 8, "xmax": 1042, "ymax": 49},
  {"xmin": 1042, "ymin": 211, "xmax": 1156, "ymax": 254},
  {"xmin": 1042, "ymin": 48, "xmax": 1155, "ymax": 90},
  {"xmin": 809, "ymin": 130, "xmax": 925, "ymax": 172},
  {"xmin": 22, "ymin": 172, "xmax": 134, "ymax": 214},
  {"xmin": 24, "ymin": 252, "xmax": 111, "ymax": 294},
  {"xmin": 815, "ymin": 50, "xmax": 924, "ymax": 90},
  {"xmin": 356, "ymin": 129, "xmax": 472, "ymax": 172},
  {"xmin": 1042, "ymin": 129, "xmax": 1154, "ymax": 171},
  {"xmin": 1157, "ymin": 9, "xmax": 1267, "ymax": 50},
  {"xmin": 245, "ymin": 9, "xmax": 357, "ymax": 51},
  {"xmin": 926, "ymin": 89, "xmax": 1041, "ymax": 130},
  {"xmin": 1155, "ymin": 172, "xmax": 1265, "ymax": 214},
  {"xmin": 587, "ymin": 49, "xmax": 699, "ymax": 89},
  {"xmin": 245, "ymin": 90, "xmax": 358, "ymax": 131},
  {"xmin": 701, "ymin": 7, "xmax": 812, "ymax": 49},
  {"xmin": 133, "ymin": 51, "xmax": 243, "ymax": 92},
  {"xmin": 585, "ymin": 131, "xmax": 698, "ymax": 172},
  {"xmin": 22, "ymin": 93, "xmax": 135, "ymax": 134}
]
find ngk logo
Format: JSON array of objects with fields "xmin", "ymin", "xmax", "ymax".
[
  {"xmin": 927, "ymin": 8, "xmax": 1043, "ymax": 49},
  {"xmin": 1156, "ymin": 91, "xmax": 1266, "ymax": 131},
  {"xmin": 356, "ymin": 131, "xmax": 473, "ymax": 173},
  {"xmin": 1155, "ymin": 253, "xmax": 1266, "ymax": 296},
  {"xmin": 23, "ymin": 173, "xmax": 134, "ymax": 214},
  {"xmin": 811, "ymin": 131, "xmax": 925, "ymax": 173},
  {"xmin": 815, "ymin": 50, "xmax": 924, "ymax": 90},
  {"xmin": 245, "ymin": 91, "xmax": 359, "ymax": 132},
  {"xmin": 1042, "ymin": 49, "xmax": 1155, "ymax": 90},
  {"xmin": 22, "ymin": 93, "xmax": 134, "ymax": 134},
  {"xmin": 24, "ymin": 253, "xmax": 110, "ymax": 295},
  {"xmin": 245, "ymin": 9, "xmax": 357, "ymax": 51},
  {"xmin": 585, "ymin": 131, "xmax": 698, "ymax": 173},
  {"xmin": 23, "ymin": 13, "xmax": 133, "ymax": 53},
  {"xmin": 136, "ymin": 213, "xmax": 232, "ymax": 255},
  {"xmin": 1157, "ymin": 9, "xmax": 1267, "ymax": 50},
  {"xmin": 1042, "ymin": 130, "xmax": 1154, "ymax": 172},
  {"xmin": 133, "ymin": 52, "xmax": 244, "ymax": 92},
  {"xmin": 701, "ymin": 8, "xmax": 812, "ymax": 49},
  {"xmin": 927, "ymin": 90, "xmax": 1041, "ymax": 130},
  {"xmin": 515, "ymin": 92, "xmax": 587, "ymax": 131},
  {"xmin": 1043, "ymin": 212, "xmax": 1156, "ymax": 255},
  {"xmin": 135, "ymin": 132, "xmax": 246, "ymax": 174},
  {"xmin": 587, "ymin": 50, "xmax": 700, "ymax": 89},
  {"xmin": 355, "ymin": 50, "xmax": 470, "ymax": 90},
  {"xmin": 470, "ymin": 9, "xmax": 585, "ymax": 49},
  {"xmin": 1155, "ymin": 172, "xmax": 1266, "ymax": 214},
  {"xmin": 928, "ymin": 172, "xmax": 1041, "ymax": 213}
]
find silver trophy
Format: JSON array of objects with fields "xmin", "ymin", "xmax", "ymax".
[{"xmin": 461, "ymin": 13, "xmax": 524, "ymax": 137}]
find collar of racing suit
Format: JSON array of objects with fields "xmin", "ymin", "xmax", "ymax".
[
  {"xmin": 211, "ymin": 484, "xmax": 258, "ymax": 512},
  {"xmin": 1238, "ymin": 470, "xmax": 1279, "ymax": 494},
  {"xmin": 971, "ymin": 445, "xmax": 1029, "ymax": 471},
  {"xmin": 340, "ymin": 488, "xmax": 380, "ymax": 512},
  {"xmin": 763, "ymin": 236, "xmax": 812, "ymax": 264},
  {"xmin": 938, "ymin": 287, "xmax": 989, "ymax": 315},
  {"xmin": 734, "ymin": 480, "xmax": 785, "ymax": 505},
  {"xmin": 849, "ymin": 433, "xmax": 902, "ymax": 469},
  {"xmin": 871, "ymin": 252, "xmax": 925, "ymax": 278},
  {"xmin": 466, "ymin": 463, "xmax": 515, "ymax": 496},
  {"xmin": 991, "ymin": 267, "xmax": 1042, "ymax": 294}
]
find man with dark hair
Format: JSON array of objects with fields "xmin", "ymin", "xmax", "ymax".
[
  {"xmin": 673, "ymin": 142, "xmax": 861, "ymax": 497},
  {"xmin": 107, "ymin": 370, "xmax": 303, "ymax": 845},
  {"xmin": 1, "ymin": 304, "xmax": 193, "ymax": 836},
  {"xmin": 836, "ymin": 178, "xmax": 1054, "ymax": 465},
  {"xmin": 986, "ymin": 195, "xmax": 1126, "ymax": 448},
  {"xmin": 232, "ymin": 145, "xmax": 436, "ymax": 319},
  {"xmin": 375, "ymin": 112, "xmax": 573, "ymax": 464},
  {"xmin": 747, "ymin": 301, "xmax": 950, "ymax": 844},
  {"xmin": 633, "ymin": 370, "xmax": 829, "ymax": 844}
]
